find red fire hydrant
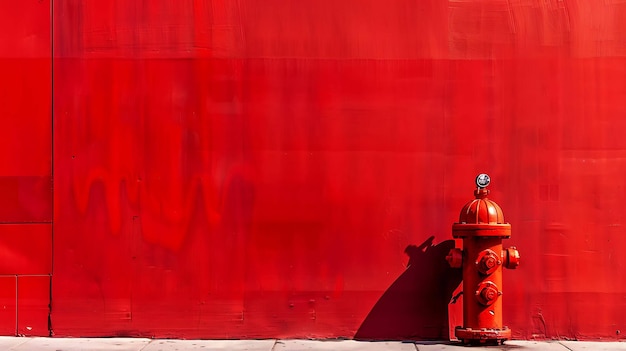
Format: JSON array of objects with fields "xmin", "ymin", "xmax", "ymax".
[{"xmin": 446, "ymin": 174, "xmax": 520, "ymax": 344}]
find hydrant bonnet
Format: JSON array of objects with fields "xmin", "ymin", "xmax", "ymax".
[{"xmin": 452, "ymin": 174, "xmax": 511, "ymax": 238}]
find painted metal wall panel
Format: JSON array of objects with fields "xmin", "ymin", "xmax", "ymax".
[
  {"xmin": 0, "ymin": 225, "xmax": 52, "ymax": 275},
  {"xmin": 47, "ymin": 0, "xmax": 626, "ymax": 340},
  {"xmin": 0, "ymin": 0, "xmax": 52, "ymax": 222},
  {"xmin": 17, "ymin": 276, "xmax": 50, "ymax": 337},
  {"xmin": 0, "ymin": 0, "xmax": 52, "ymax": 337},
  {"xmin": 0, "ymin": 277, "xmax": 17, "ymax": 335}
]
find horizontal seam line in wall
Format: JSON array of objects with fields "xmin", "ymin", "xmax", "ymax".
[{"xmin": 0, "ymin": 222, "xmax": 53, "ymax": 224}]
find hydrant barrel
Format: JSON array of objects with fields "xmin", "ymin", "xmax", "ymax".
[{"xmin": 448, "ymin": 174, "xmax": 520, "ymax": 344}]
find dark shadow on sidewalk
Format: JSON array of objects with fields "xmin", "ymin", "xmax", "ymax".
[{"xmin": 354, "ymin": 236, "xmax": 462, "ymax": 340}]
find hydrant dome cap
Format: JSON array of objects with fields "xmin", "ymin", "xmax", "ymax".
[
  {"xmin": 458, "ymin": 193, "xmax": 506, "ymax": 224},
  {"xmin": 453, "ymin": 174, "xmax": 511, "ymax": 237}
]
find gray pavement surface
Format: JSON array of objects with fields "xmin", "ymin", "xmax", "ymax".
[{"xmin": 0, "ymin": 337, "xmax": 624, "ymax": 350}]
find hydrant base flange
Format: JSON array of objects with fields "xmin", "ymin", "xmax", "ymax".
[{"xmin": 455, "ymin": 326, "xmax": 511, "ymax": 343}]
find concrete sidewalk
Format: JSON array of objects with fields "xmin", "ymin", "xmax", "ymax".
[{"xmin": 0, "ymin": 337, "xmax": 625, "ymax": 351}]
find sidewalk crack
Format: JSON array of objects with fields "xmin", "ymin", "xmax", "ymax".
[{"xmin": 137, "ymin": 339, "xmax": 153, "ymax": 351}]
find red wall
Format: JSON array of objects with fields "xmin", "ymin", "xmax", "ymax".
[{"xmin": 2, "ymin": 0, "xmax": 626, "ymax": 340}]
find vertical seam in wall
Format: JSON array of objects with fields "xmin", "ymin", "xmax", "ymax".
[
  {"xmin": 49, "ymin": 0, "xmax": 54, "ymax": 337},
  {"xmin": 15, "ymin": 275, "xmax": 18, "ymax": 336}
]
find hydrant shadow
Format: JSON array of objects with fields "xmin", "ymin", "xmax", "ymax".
[{"xmin": 354, "ymin": 236, "xmax": 462, "ymax": 340}]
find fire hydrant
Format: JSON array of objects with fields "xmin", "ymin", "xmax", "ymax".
[{"xmin": 446, "ymin": 174, "xmax": 520, "ymax": 344}]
